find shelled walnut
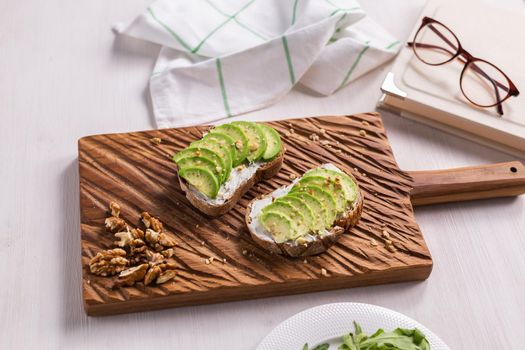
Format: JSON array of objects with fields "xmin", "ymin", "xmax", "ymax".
[
  {"xmin": 89, "ymin": 203, "xmax": 178, "ymax": 288},
  {"xmin": 145, "ymin": 228, "xmax": 177, "ymax": 251},
  {"xmin": 104, "ymin": 216, "xmax": 126, "ymax": 233},
  {"xmin": 89, "ymin": 248, "xmax": 129, "ymax": 277},
  {"xmin": 109, "ymin": 202, "xmax": 121, "ymax": 217},
  {"xmin": 114, "ymin": 228, "xmax": 146, "ymax": 249},
  {"xmin": 143, "ymin": 262, "xmax": 177, "ymax": 285},
  {"xmin": 141, "ymin": 211, "xmax": 163, "ymax": 232},
  {"xmin": 117, "ymin": 264, "xmax": 149, "ymax": 287}
]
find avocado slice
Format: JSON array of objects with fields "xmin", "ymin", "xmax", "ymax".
[
  {"xmin": 179, "ymin": 167, "xmax": 219, "ymax": 199},
  {"xmin": 277, "ymin": 196, "xmax": 315, "ymax": 232},
  {"xmin": 303, "ymin": 168, "xmax": 358, "ymax": 204},
  {"xmin": 176, "ymin": 157, "xmax": 222, "ymax": 184},
  {"xmin": 172, "ymin": 147, "xmax": 227, "ymax": 183},
  {"xmin": 262, "ymin": 201, "xmax": 308, "ymax": 238},
  {"xmin": 201, "ymin": 132, "xmax": 240, "ymax": 169},
  {"xmin": 287, "ymin": 192, "xmax": 326, "ymax": 233},
  {"xmin": 259, "ymin": 211, "xmax": 298, "ymax": 243},
  {"xmin": 259, "ymin": 124, "xmax": 282, "ymax": 161},
  {"xmin": 294, "ymin": 176, "xmax": 346, "ymax": 212},
  {"xmin": 210, "ymin": 123, "xmax": 249, "ymax": 166},
  {"xmin": 231, "ymin": 121, "xmax": 266, "ymax": 162},
  {"xmin": 191, "ymin": 137, "xmax": 233, "ymax": 181},
  {"xmin": 290, "ymin": 185, "xmax": 337, "ymax": 227}
]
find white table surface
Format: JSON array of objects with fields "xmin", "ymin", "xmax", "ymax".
[{"xmin": 1, "ymin": 0, "xmax": 524, "ymax": 349}]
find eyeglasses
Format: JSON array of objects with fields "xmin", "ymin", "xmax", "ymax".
[{"xmin": 407, "ymin": 17, "xmax": 519, "ymax": 116}]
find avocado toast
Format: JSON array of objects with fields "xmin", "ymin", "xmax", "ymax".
[
  {"xmin": 246, "ymin": 164, "xmax": 363, "ymax": 257},
  {"xmin": 173, "ymin": 121, "xmax": 284, "ymax": 216}
]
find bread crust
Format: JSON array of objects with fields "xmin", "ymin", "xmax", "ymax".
[
  {"xmin": 245, "ymin": 171, "xmax": 364, "ymax": 258},
  {"xmin": 178, "ymin": 147, "xmax": 285, "ymax": 217}
]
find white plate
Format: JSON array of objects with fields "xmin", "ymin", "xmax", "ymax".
[{"xmin": 257, "ymin": 303, "xmax": 450, "ymax": 350}]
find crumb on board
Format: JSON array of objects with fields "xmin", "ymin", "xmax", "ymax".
[
  {"xmin": 359, "ymin": 130, "xmax": 367, "ymax": 137},
  {"xmin": 362, "ymin": 121, "xmax": 370, "ymax": 126},
  {"xmin": 320, "ymin": 140, "xmax": 330, "ymax": 146},
  {"xmin": 290, "ymin": 173, "xmax": 298, "ymax": 180},
  {"xmin": 370, "ymin": 238, "xmax": 378, "ymax": 247},
  {"xmin": 204, "ymin": 258, "xmax": 210, "ymax": 265},
  {"xmin": 303, "ymin": 259, "xmax": 308, "ymax": 264},
  {"xmin": 150, "ymin": 137, "xmax": 162, "ymax": 145},
  {"xmin": 321, "ymin": 268, "xmax": 328, "ymax": 277},
  {"xmin": 382, "ymin": 229, "xmax": 390, "ymax": 239},
  {"xmin": 385, "ymin": 241, "xmax": 397, "ymax": 253},
  {"xmin": 309, "ymin": 133, "xmax": 319, "ymax": 141},
  {"xmin": 242, "ymin": 249, "xmax": 248, "ymax": 256}
]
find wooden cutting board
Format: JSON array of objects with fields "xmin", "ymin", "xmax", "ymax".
[{"xmin": 78, "ymin": 113, "xmax": 525, "ymax": 316}]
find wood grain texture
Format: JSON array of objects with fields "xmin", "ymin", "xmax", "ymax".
[
  {"xmin": 409, "ymin": 161, "xmax": 525, "ymax": 205},
  {"xmin": 78, "ymin": 113, "xmax": 433, "ymax": 316}
]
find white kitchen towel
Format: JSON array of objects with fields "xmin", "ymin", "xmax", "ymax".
[{"xmin": 116, "ymin": 0, "xmax": 400, "ymax": 128}]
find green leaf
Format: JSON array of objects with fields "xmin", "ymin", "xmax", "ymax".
[
  {"xmin": 359, "ymin": 327, "xmax": 429, "ymax": 350},
  {"xmin": 307, "ymin": 322, "xmax": 430, "ymax": 350},
  {"xmin": 339, "ymin": 333, "xmax": 359, "ymax": 350},
  {"xmin": 353, "ymin": 321, "xmax": 363, "ymax": 335}
]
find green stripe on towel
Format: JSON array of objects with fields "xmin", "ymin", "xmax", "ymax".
[
  {"xmin": 215, "ymin": 58, "xmax": 232, "ymax": 117},
  {"xmin": 385, "ymin": 40, "xmax": 400, "ymax": 49},
  {"xmin": 291, "ymin": 0, "xmax": 300, "ymax": 25},
  {"xmin": 193, "ymin": 0, "xmax": 258, "ymax": 54},
  {"xmin": 147, "ymin": 8, "xmax": 193, "ymax": 53},
  {"xmin": 338, "ymin": 42, "xmax": 370, "ymax": 90},
  {"xmin": 204, "ymin": 0, "xmax": 267, "ymax": 40},
  {"xmin": 281, "ymin": 36, "xmax": 296, "ymax": 85}
]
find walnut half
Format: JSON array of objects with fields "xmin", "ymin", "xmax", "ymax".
[
  {"xmin": 114, "ymin": 228, "xmax": 146, "ymax": 249},
  {"xmin": 89, "ymin": 248, "xmax": 129, "ymax": 277},
  {"xmin": 105, "ymin": 216, "xmax": 126, "ymax": 233},
  {"xmin": 156, "ymin": 270, "xmax": 176, "ymax": 284},
  {"xmin": 145, "ymin": 229, "xmax": 176, "ymax": 251},
  {"xmin": 141, "ymin": 212, "xmax": 163, "ymax": 232},
  {"xmin": 117, "ymin": 263, "xmax": 149, "ymax": 287}
]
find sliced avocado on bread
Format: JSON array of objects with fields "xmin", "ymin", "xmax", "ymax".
[
  {"xmin": 172, "ymin": 147, "xmax": 227, "ymax": 182},
  {"xmin": 173, "ymin": 121, "xmax": 284, "ymax": 216},
  {"xmin": 231, "ymin": 121, "xmax": 266, "ymax": 162},
  {"xmin": 246, "ymin": 163, "xmax": 363, "ymax": 257},
  {"xmin": 210, "ymin": 123, "xmax": 249, "ymax": 166}
]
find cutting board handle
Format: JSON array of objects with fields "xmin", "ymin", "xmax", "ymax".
[{"xmin": 408, "ymin": 161, "xmax": 525, "ymax": 206}]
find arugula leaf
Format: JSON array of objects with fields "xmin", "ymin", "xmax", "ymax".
[
  {"xmin": 338, "ymin": 322, "xmax": 430, "ymax": 350},
  {"xmin": 303, "ymin": 343, "xmax": 330, "ymax": 350},
  {"xmin": 305, "ymin": 322, "xmax": 430, "ymax": 350}
]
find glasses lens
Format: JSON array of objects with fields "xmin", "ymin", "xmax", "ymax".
[
  {"xmin": 413, "ymin": 21, "xmax": 459, "ymax": 65},
  {"xmin": 461, "ymin": 60, "xmax": 510, "ymax": 107}
]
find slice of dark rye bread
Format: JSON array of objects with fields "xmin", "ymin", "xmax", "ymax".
[
  {"xmin": 245, "ymin": 171, "xmax": 364, "ymax": 257},
  {"xmin": 177, "ymin": 146, "xmax": 285, "ymax": 216}
]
